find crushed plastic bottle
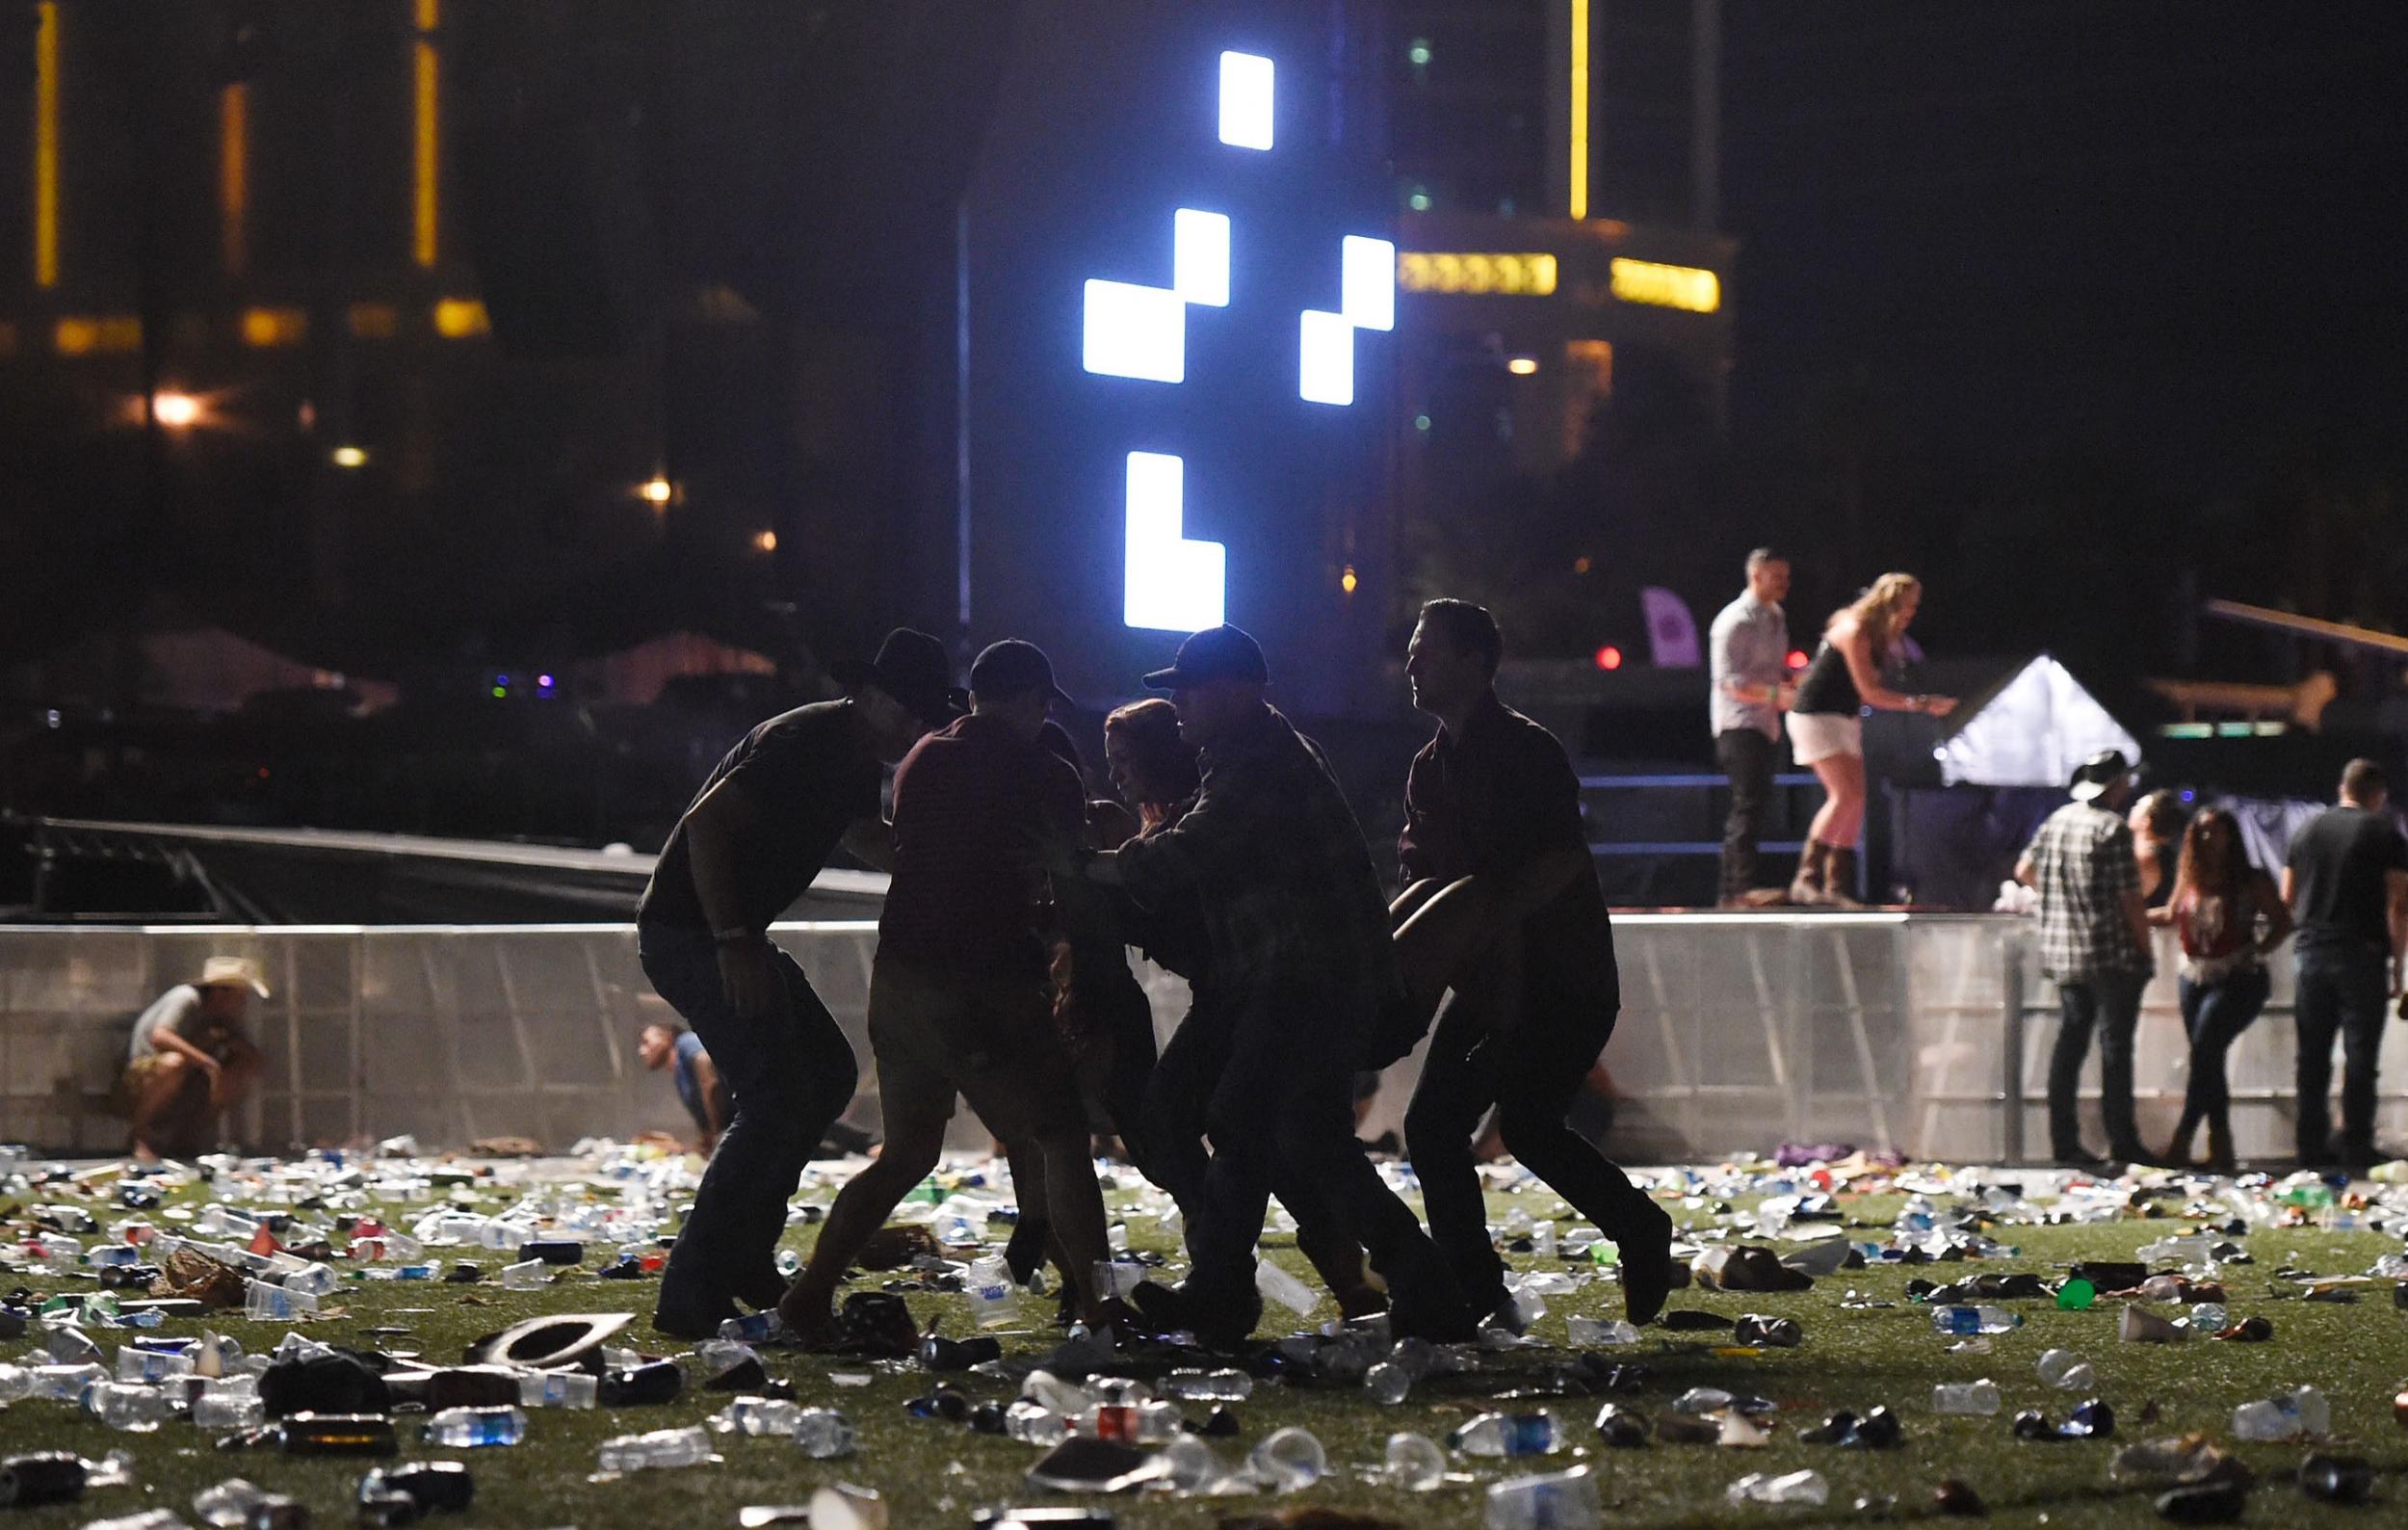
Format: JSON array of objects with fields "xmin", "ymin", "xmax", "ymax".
[
  {"xmin": 1451, "ymin": 1412, "xmax": 1563, "ymax": 1458},
  {"xmin": 1564, "ymin": 1316, "xmax": 1641, "ymax": 1346},
  {"xmin": 1929, "ymin": 1306, "xmax": 2021, "ymax": 1335},
  {"xmin": 1929, "ymin": 1380, "xmax": 2002, "ymax": 1416},
  {"xmin": 498, "ymin": 1259, "xmax": 548, "ymax": 1291},
  {"xmin": 1365, "ymin": 1361, "xmax": 1413, "ymax": 1406},
  {"xmin": 1003, "ymin": 1400, "xmax": 1069, "ymax": 1447},
  {"xmin": 191, "ymin": 1387, "xmax": 266, "ymax": 1432},
  {"xmin": 1384, "ymin": 1432, "xmax": 1448, "ymax": 1491},
  {"xmin": 1727, "ymin": 1470, "xmax": 1829, "ymax": 1507},
  {"xmin": 1247, "ymin": 1426, "xmax": 1328, "ymax": 1491},
  {"xmin": 713, "ymin": 1396, "xmax": 804, "ymax": 1437},
  {"xmin": 242, "ymin": 1280, "xmax": 315, "ymax": 1322},
  {"xmin": 116, "ymin": 1348, "xmax": 195, "ymax": 1385},
  {"xmin": 423, "ymin": 1406, "xmax": 525, "ymax": 1448},
  {"xmin": 794, "ymin": 1408, "xmax": 856, "ymax": 1459},
  {"xmin": 519, "ymin": 1370, "xmax": 598, "ymax": 1410},
  {"xmin": 2232, "ymin": 1385, "xmax": 2328, "ymax": 1441},
  {"xmin": 2035, "ymin": 1350, "xmax": 2096, "ymax": 1391},
  {"xmin": 1255, "ymin": 1259, "xmax": 1319, "ymax": 1317},
  {"xmin": 2186, "ymin": 1302, "xmax": 2229, "ymax": 1333},
  {"xmin": 1486, "ymin": 1465, "xmax": 1601, "ymax": 1528},
  {"xmin": 1163, "ymin": 1368, "xmax": 1252, "ymax": 1402},
  {"xmin": 596, "ymin": 1424, "xmax": 712, "ymax": 1472},
  {"xmin": 85, "ymin": 1381, "xmax": 172, "ymax": 1433}
]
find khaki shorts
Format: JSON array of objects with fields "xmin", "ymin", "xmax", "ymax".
[{"xmin": 868, "ymin": 954, "xmax": 1086, "ymax": 1143}]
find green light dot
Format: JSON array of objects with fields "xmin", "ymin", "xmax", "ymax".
[
  {"xmin": 1407, "ymin": 40, "xmax": 1431, "ymax": 66},
  {"xmin": 1413, "ymin": 414, "xmax": 1432, "ymax": 432},
  {"xmin": 492, "ymin": 687, "xmax": 507, "ymax": 699}
]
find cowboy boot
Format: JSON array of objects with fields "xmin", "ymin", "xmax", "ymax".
[
  {"xmin": 2204, "ymin": 1115, "xmax": 2238, "ymax": 1176},
  {"xmin": 1786, "ymin": 841, "xmax": 1825, "ymax": 906},
  {"xmin": 1821, "ymin": 846, "xmax": 1867, "ymax": 910}
]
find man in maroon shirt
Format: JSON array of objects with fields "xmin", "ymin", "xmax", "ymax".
[{"xmin": 781, "ymin": 640, "xmax": 1124, "ymax": 1339}]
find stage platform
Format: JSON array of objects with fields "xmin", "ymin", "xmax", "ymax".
[{"xmin": 5, "ymin": 914, "xmax": 2403, "ymax": 1162}]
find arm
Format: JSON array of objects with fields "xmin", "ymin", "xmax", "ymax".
[
  {"xmin": 2387, "ymin": 868, "xmax": 2408, "ymax": 993},
  {"xmin": 1834, "ymin": 620, "xmax": 1953, "ymax": 716},
  {"xmin": 681, "ymin": 778, "xmax": 785, "ymax": 1019},
  {"xmin": 690, "ymin": 1050, "xmax": 726, "ymax": 1140},
  {"xmin": 2013, "ymin": 854, "xmax": 2036, "ymax": 889},
  {"xmin": 149, "ymin": 1020, "xmax": 223, "ymax": 1076},
  {"xmin": 2279, "ymin": 864, "xmax": 2297, "ymax": 910},
  {"xmin": 2250, "ymin": 869, "xmax": 2292, "ymax": 954},
  {"xmin": 2122, "ymin": 888, "xmax": 2152, "ymax": 953}
]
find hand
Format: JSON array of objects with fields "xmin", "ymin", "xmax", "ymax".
[
  {"xmin": 717, "ymin": 938, "xmax": 783, "ymax": 1021},
  {"xmin": 1924, "ymin": 695, "xmax": 1958, "ymax": 717},
  {"xmin": 1086, "ymin": 799, "xmax": 1139, "ymax": 850}
]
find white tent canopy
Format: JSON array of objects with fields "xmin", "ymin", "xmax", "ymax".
[{"xmin": 1937, "ymin": 653, "xmax": 2140, "ymax": 788}]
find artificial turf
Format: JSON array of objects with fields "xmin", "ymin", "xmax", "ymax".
[{"xmin": 3, "ymin": 1156, "xmax": 2405, "ymax": 1529}]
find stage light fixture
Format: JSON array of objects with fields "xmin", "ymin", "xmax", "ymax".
[
  {"xmin": 1083, "ymin": 278, "xmax": 1187, "ymax": 382},
  {"xmin": 1218, "ymin": 52, "xmax": 1273, "ymax": 149},
  {"xmin": 1123, "ymin": 451, "xmax": 1225, "ymax": 633}
]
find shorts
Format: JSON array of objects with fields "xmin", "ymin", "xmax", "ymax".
[
  {"xmin": 867, "ymin": 954, "xmax": 1086, "ymax": 1143},
  {"xmin": 1787, "ymin": 711, "xmax": 1864, "ymax": 766}
]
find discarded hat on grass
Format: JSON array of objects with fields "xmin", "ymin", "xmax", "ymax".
[{"xmin": 462, "ymin": 1311, "xmax": 632, "ymax": 1370}]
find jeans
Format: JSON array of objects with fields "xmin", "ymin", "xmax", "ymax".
[
  {"xmin": 639, "ymin": 922, "xmax": 857, "ymax": 1316},
  {"xmin": 1178, "ymin": 985, "xmax": 1460, "ymax": 1321},
  {"xmin": 2175, "ymin": 966, "xmax": 2271, "ymax": 1130},
  {"xmin": 2293, "ymin": 942, "xmax": 2389, "ymax": 1165},
  {"xmin": 1714, "ymin": 728, "xmax": 1776, "ymax": 901},
  {"xmin": 2046, "ymin": 970, "xmax": 2149, "ymax": 1157},
  {"xmin": 1404, "ymin": 987, "xmax": 1656, "ymax": 1312}
]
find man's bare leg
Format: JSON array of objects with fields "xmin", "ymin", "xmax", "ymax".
[
  {"xmin": 779, "ymin": 1105, "xmax": 950, "ymax": 1344},
  {"xmin": 127, "ymin": 1056, "xmax": 199, "ymax": 1160}
]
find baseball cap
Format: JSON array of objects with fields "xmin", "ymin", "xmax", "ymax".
[
  {"xmin": 1141, "ymin": 624, "xmax": 1269, "ymax": 691},
  {"xmin": 969, "ymin": 639, "xmax": 1074, "ymax": 706}
]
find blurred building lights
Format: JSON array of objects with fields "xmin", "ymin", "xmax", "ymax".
[
  {"xmin": 639, "ymin": 475, "xmax": 674, "ymax": 506},
  {"xmin": 151, "ymin": 391, "xmax": 203, "ymax": 430},
  {"xmin": 432, "ymin": 298, "xmax": 489, "ymax": 338},
  {"xmin": 752, "ymin": 529, "xmax": 778, "ymax": 553},
  {"xmin": 1218, "ymin": 51, "xmax": 1273, "ymax": 150},
  {"xmin": 1340, "ymin": 565, "xmax": 1358, "ymax": 595},
  {"xmin": 1406, "ymin": 187, "xmax": 1431, "ymax": 213},
  {"xmin": 330, "ymin": 445, "xmax": 368, "ymax": 468},
  {"xmin": 1397, "ymin": 251, "xmax": 1558, "ymax": 297},
  {"xmin": 1569, "ymin": 0, "xmax": 1590, "ymax": 219},
  {"xmin": 1341, "ymin": 235, "xmax": 1397, "ymax": 331},
  {"xmin": 240, "ymin": 307, "xmax": 308, "ymax": 348},
  {"xmin": 414, "ymin": 0, "xmax": 441, "ymax": 268},
  {"xmin": 1084, "ymin": 279, "xmax": 1187, "ymax": 382},
  {"xmin": 1123, "ymin": 451, "xmax": 1224, "ymax": 632},
  {"xmin": 1298, "ymin": 307, "xmax": 1356, "ymax": 406},
  {"xmin": 1507, "ymin": 356, "xmax": 1539, "ymax": 376},
  {"xmin": 347, "ymin": 303, "xmax": 400, "ymax": 340},
  {"xmin": 1173, "ymin": 209, "xmax": 1232, "ymax": 307},
  {"xmin": 55, "ymin": 315, "xmax": 142, "ymax": 356},
  {"xmin": 1593, "ymin": 644, "xmax": 1623, "ymax": 672},
  {"xmin": 1609, "ymin": 257, "xmax": 1720, "ymax": 313},
  {"xmin": 34, "ymin": 3, "xmax": 59, "ymax": 287},
  {"xmin": 1407, "ymin": 39, "xmax": 1432, "ymax": 67}
]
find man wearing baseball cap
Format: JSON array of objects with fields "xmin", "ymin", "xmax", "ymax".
[
  {"xmin": 1086, "ymin": 625, "xmax": 1479, "ymax": 1344},
  {"xmin": 118, "ymin": 956, "xmax": 269, "ymax": 1161},
  {"xmin": 640, "ymin": 626, "xmax": 957, "ymax": 1338},
  {"xmin": 783, "ymin": 639, "xmax": 1130, "ymax": 1339}
]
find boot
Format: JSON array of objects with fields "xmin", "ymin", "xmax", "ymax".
[
  {"xmin": 1786, "ymin": 842, "xmax": 1825, "ymax": 906},
  {"xmin": 2160, "ymin": 1108, "xmax": 2203, "ymax": 1170},
  {"xmin": 2204, "ymin": 1116, "xmax": 2237, "ymax": 1176},
  {"xmin": 1821, "ymin": 846, "xmax": 1867, "ymax": 910}
]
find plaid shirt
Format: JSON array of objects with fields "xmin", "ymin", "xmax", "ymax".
[
  {"xmin": 1116, "ymin": 703, "xmax": 1401, "ymax": 1013},
  {"xmin": 2024, "ymin": 802, "xmax": 2153, "ymax": 982}
]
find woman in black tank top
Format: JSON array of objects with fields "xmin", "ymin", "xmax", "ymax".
[{"xmin": 1785, "ymin": 573, "xmax": 1958, "ymax": 908}]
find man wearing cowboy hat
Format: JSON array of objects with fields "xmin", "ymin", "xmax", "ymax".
[
  {"xmin": 118, "ymin": 955, "xmax": 269, "ymax": 1161},
  {"xmin": 2016, "ymin": 748, "xmax": 2156, "ymax": 1166},
  {"xmin": 639, "ymin": 627, "xmax": 958, "ymax": 1338}
]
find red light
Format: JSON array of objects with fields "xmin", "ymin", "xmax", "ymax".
[
  {"xmin": 1593, "ymin": 645, "xmax": 1623, "ymax": 672},
  {"xmin": 1787, "ymin": 649, "xmax": 1809, "ymax": 672}
]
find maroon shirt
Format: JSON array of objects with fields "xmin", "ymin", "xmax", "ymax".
[{"xmin": 878, "ymin": 712, "xmax": 1086, "ymax": 977}]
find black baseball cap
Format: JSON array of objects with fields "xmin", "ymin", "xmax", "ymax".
[
  {"xmin": 1142, "ymin": 624, "xmax": 1269, "ymax": 691},
  {"xmin": 834, "ymin": 628, "xmax": 960, "ymax": 727},
  {"xmin": 969, "ymin": 639, "xmax": 1074, "ymax": 706}
]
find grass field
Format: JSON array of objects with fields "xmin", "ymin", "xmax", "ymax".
[{"xmin": 3, "ymin": 1155, "xmax": 2405, "ymax": 1529}]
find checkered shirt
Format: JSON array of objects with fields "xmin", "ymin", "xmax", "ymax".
[{"xmin": 2024, "ymin": 801, "xmax": 2153, "ymax": 982}]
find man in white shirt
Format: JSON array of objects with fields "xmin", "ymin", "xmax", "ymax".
[
  {"xmin": 117, "ymin": 956, "xmax": 268, "ymax": 1160},
  {"xmin": 1707, "ymin": 548, "xmax": 1793, "ymax": 907}
]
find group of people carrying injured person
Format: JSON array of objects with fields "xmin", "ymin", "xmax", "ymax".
[{"xmin": 632, "ymin": 603, "xmax": 1672, "ymax": 1347}]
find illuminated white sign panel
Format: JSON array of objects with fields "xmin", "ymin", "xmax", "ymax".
[
  {"xmin": 1217, "ymin": 51, "xmax": 1273, "ymax": 150},
  {"xmin": 1123, "ymin": 452, "xmax": 1226, "ymax": 632}
]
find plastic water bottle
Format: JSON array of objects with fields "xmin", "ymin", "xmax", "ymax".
[
  {"xmin": 423, "ymin": 1406, "xmax": 526, "ymax": 1447},
  {"xmin": 1248, "ymin": 1426, "xmax": 1327, "ymax": 1492},
  {"xmin": 2187, "ymin": 1302, "xmax": 2229, "ymax": 1333},
  {"xmin": 33, "ymin": 1362, "xmax": 108, "ymax": 1401},
  {"xmin": 1486, "ymin": 1465, "xmax": 1602, "ymax": 1529},
  {"xmin": 518, "ymin": 1370, "xmax": 598, "ymax": 1410},
  {"xmin": 498, "ymin": 1259, "xmax": 547, "ymax": 1291},
  {"xmin": 117, "ymin": 1349, "xmax": 195, "ymax": 1385},
  {"xmin": 1930, "ymin": 1380, "xmax": 2002, "ymax": 1416},
  {"xmin": 1385, "ymin": 1432, "xmax": 1448, "ymax": 1491},
  {"xmin": 1090, "ymin": 1260, "xmax": 1144, "ymax": 1300},
  {"xmin": 2233, "ymin": 1385, "xmax": 2328, "ymax": 1441},
  {"xmin": 192, "ymin": 1388, "xmax": 266, "ymax": 1431},
  {"xmin": 191, "ymin": 1479, "xmax": 272, "ymax": 1528},
  {"xmin": 1164, "ymin": 1368, "xmax": 1252, "ymax": 1402},
  {"xmin": 1727, "ymin": 1470, "xmax": 1829, "ymax": 1507},
  {"xmin": 718, "ymin": 1310, "xmax": 784, "ymax": 1344},
  {"xmin": 281, "ymin": 1262, "xmax": 337, "ymax": 1298},
  {"xmin": 2035, "ymin": 1350, "xmax": 2095, "ymax": 1390},
  {"xmin": 1256, "ymin": 1259, "xmax": 1319, "ymax": 1317},
  {"xmin": 244, "ymin": 1279, "xmax": 315, "ymax": 1321},
  {"xmin": 1365, "ymin": 1361, "xmax": 1413, "ymax": 1406},
  {"xmin": 1158, "ymin": 1434, "xmax": 1224, "ymax": 1494},
  {"xmin": 794, "ymin": 1408, "xmax": 857, "ymax": 1459},
  {"xmin": 1929, "ymin": 1306, "xmax": 2020, "ymax": 1335},
  {"xmin": 1565, "ymin": 1316, "xmax": 1641, "ymax": 1346},
  {"xmin": 595, "ymin": 1424, "xmax": 711, "ymax": 1471},
  {"xmin": 86, "ymin": 1381, "xmax": 172, "ymax": 1432},
  {"xmin": 1004, "ymin": 1400, "xmax": 1069, "ymax": 1446},
  {"xmin": 86, "ymin": 1244, "xmax": 144, "ymax": 1268},
  {"xmin": 1451, "ymin": 1413, "xmax": 1563, "ymax": 1458}
]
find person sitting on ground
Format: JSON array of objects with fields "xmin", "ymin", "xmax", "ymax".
[
  {"xmin": 118, "ymin": 956, "xmax": 269, "ymax": 1161},
  {"xmin": 638, "ymin": 1019, "xmax": 729, "ymax": 1155}
]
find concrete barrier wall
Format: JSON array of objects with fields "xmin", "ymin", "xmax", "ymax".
[{"xmin": 6, "ymin": 918, "xmax": 2405, "ymax": 1162}]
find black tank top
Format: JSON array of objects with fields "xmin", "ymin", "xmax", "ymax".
[{"xmin": 1791, "ymin": 641, "xmax": 1861, "ymax": 717}]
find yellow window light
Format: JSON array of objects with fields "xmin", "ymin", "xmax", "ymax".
[
  {"xmin": 752, "ymin": 529, "xmax": 778, "ymax": 554},
  {"xmin": 1340, "ymin": 565, "xmax": 1359, "ymax": 595},
  {"xmin": 347, "ymin": 303, "xmax": 400, "ymax": 340},
  {"xmin": 34, "ymin": 3, "xmax": 59, "ymax": 287},
  {"xmin": 432, "ymin": 298, "xmax": 490, "ymax": 338},
  {"xmin": 1397, "ymin": 251, "xmax": 1558, "ymax": 297},
  {"xmin": 240, "ymin": 306, "xmax": 308, "ymax": 348},
  {"xmin": 1506, "ymin": 356, "xmax": 1539, "ymax": 376},
  {"xmin": 1569, "ymin": 0, "xmax": 1590, "ymax": 220},
  {"xmin": 330, "ymin": 445, "xmax": 369, "ymax": 469},
  {"xmin": 54, "ymin": 315, "xmax": 143, "ymax": 356},
  {"xmin": 413, "ymin": 0, "xmax": 441, "ymax": 268},
  {"xmin": 1609, "ymin": 257, "xmax": 1721, "ymax": 313}
]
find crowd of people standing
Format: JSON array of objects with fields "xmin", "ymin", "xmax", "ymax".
[{"xmin": 632, "ymin": 608, "xmax": 1673, "ymax": 1347}]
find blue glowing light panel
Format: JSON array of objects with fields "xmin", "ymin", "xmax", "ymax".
[{"xmin": 1083, "ymin": 48, "xmax": 1388, "ymax": 631}]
